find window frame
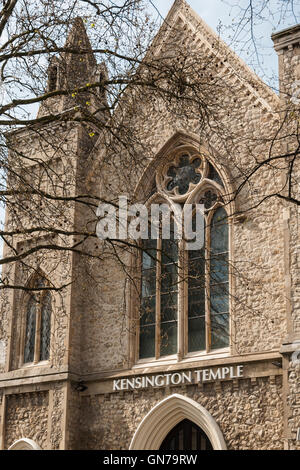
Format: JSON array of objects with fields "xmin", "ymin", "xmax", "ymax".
[
  {"xmin": 133, "ymin": 148, "xmax": 233, "ymax": 366},
  {"xmin": 19, "ymin": 274, "xmax": 52, "ymax": 368}
]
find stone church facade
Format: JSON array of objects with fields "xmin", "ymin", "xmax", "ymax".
[{"xmin": 0, "ymin": 0, "xmax": 299, "ymax": 450}]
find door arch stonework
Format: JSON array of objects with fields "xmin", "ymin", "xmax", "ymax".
[
  {"xmin": 8, "ymin": 438, "xmax": 41, "ymax": 450},
  {"xmin": 129, "ymin": 393, "xmax": 227, "ymax": 450}
]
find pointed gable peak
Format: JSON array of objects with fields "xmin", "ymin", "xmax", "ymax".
[
  {"xmin": 63, "ymin": 17, "xmax": 96, "ymax": 68},
  {"xmin": 153, "ymin": 0, "xmax": 278, "ymax": 111},
  {"xmin": 65, "ymin": 17, "xmax": 92, "ymax": 49},
  {"xmin": 167, "ymin": 0, "xmax": 190, "ymax": 19},
  {"xmin": 173, "ymin": 0, "xmax": 187, "ymax": 7}
]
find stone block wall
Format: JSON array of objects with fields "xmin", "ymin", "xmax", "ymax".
[
  {"xmin": 288, "ymin": 361, "xmax": 300, "ymax": 450},
  {"xmin": 79, "ymin": 376, "xmax": 283, "ymax": 450},
  {"xmin": 4, "ymin": 391, "xmax": 49, "ymax": 450}
]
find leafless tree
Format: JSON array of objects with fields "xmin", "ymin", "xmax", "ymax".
[{"xmin": 0, "ymin": 0, "xmax": 299, "ymax": 364}]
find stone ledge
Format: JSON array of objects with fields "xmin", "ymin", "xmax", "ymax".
[
  {"xmin": 272, "ymin": 24, "xmax": 300, "ymax": 51},
  {"xmin": 0, "ymin": 371, "xmax": 79, "ymax": 390},
  {"xmin": 82, "ymin": 350, "xmax": 283, "ymax": 382}
]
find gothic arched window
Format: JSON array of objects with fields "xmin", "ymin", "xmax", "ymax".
[
  {"xmin": 23, "ymin": 275, "xmax": 52, "ymax": 364},
  {"xmin": 48, "ymin": 65, "xmax": 58, "ymax": 92},
  {"xmin": 137, "ymin": 146, "xmax": 230, "ymax": 361}
]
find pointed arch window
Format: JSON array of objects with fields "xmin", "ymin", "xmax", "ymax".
[
  {"xmin": 23, "ymin": 275, "xmax": 52, "ymax": 364},
  {"xmin": 137, "ymin": 147, "xmax": 230, "ymax": 361},
  {"xmin": 48, "ymin": 65, "xmax": 58, "ymax": 92}
]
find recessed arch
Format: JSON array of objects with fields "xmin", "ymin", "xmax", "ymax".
[
  {"xmin": 8, "ymin": 438, "xmax": 41, "ymax": 450},
  {"xmin": 133, "ymin": 131, "xmax": 234, "ymax": 216},
  {"xmin": 129, "ymin": 393, "xmax": 227, "ymax": 450},
  {"xmin": 20, "ymin": 269, "xmax": 52, "ymax": 367}
]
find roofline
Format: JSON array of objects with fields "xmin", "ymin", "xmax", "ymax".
[
  {"xmin": 147, "ymin": 0, "xmax": 279, "ymax": 109},
  {"xmin": 271, "ymin": 23, "xmax": 300, "ymax": 51}
]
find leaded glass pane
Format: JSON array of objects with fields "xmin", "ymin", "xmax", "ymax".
[
  {"xmin": 188, "ymin": 316, "xmax": 206, "ymax": 352},
  {"xmin": 210, "ymin": 284, "xmax": 229, "ymax": 313},
  {"xmin": 160, "ymin": 218, "xmax": 178, "ymax": 357},
  {"xmin": 188, "ymin": 289, "xmax": 205, "ymax": 317},
  {"xmin": 188, "ymin": 213, "xmax": 206, "ymax": 352},
  {"xmin": 211, "ymin": 313, "xmax": 229, "ymax": 349},
  {"xmin": 161, "ymin": 262, "xmax": 178, "ymax": 293},
  {"xmin": 140, "ymin": 239, "xmax": 157, "ymax": 359},
  {"xmin": 210, "ymin": 207, "xmax": 229, "ymax": 349},
  {"xmin": 139, "ymin": 325, "xmax": 155, "ymax": 359},
  {"xmin": 210, "ymin": 253, "xmax": 229, "ymax": 284},
  {"xmin": 142, "ymin": 239, "xmax": 157, "ymax": 269},
  {"xmin": 24, "ymin": 296, "xmax": 36, "ymax": 363},
  {"xmin": 161, "ymin": 293, "xmax": 177, "ymax": 322},
  {"xmin": 207, "ymin": 162, "xmax": 224, "ymax": 187},
  {"xmin": 40, "ymin": 292, "xmax": 51, "ymax": 361},
  {"xmin": 141, "ymin": 296, "xmax": 156, "ymax": 325},
  {"xmin": 210, "ymin": 207, "xmax": 228, "ymax": 254},
  {"xmin": 141, "ymin": 268, "xmax": 156, "ymax": 298},
  {"xmin": 199, "ymin": 190, "xmax": 218, "ymax": 210},
  {"xmin": 161, "ymin": 321, "xmax": 177, "ymax": 356},
  {"xmin": 162, "ymin": 239, "xmax": 177, "ymax": 264},
  {"xmin": 188, "ymin": 259, "xmax": 205, "ymax": 287}
]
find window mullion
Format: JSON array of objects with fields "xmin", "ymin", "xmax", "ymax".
[
  {"xmin": 136, "ymin": 245, "xmax": 142, "ymax": 362},
  {"xmin": 205, "ymin": 218, "xmax": 211, "ymax": 353},
  {"xmin": 34, "ymin": 294, "xmax": 42, "ymax": 364},
  {"xmin": 156, "ymin": 237, "xmax": 162, "ymax": 359},
  {"xmin": 179, "ymin": 240, "xmax": 187, "ymax": 360}
]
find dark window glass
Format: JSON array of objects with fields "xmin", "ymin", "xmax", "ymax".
[
  {"xmin": 160, "ymin": 419, "xmax": 213, "ymax": 450},
  {"xmin": 210, "ymin": 207, "xmax": 228, "ymax": 254},
  {"xmin": 40, "ymin": 292, "xmax": 51, "ymax": 361},
  {"xmin": 48, "ymin": 65, "xmax": 58, "ymax": 92},
  {"xmin": 188, "ymin": 316, "xmax": 206, "ymax": 352},
  {"xmin": 211, "ymin": 313, "xmax": 229, "ymax": 349},
  {"xmin": 140, "ymin": 239, "xmax": 157, "ymax": 359},
  {"xmin": 24, "ymin": 296, "xmax": 36, "ymax": 363},
  {"xmin": 24, "ymin": 276, "xmax": 52, "ymax": 364},
  {"xmin": 210, "ymin": 207, "xmax": 229, "ymax": 350},
  {"xmin": 160, "ymin": 218, "xmax": 178, "ymax": 356},
  {"xmin": 167, "ymin": 155, "xmax": 201, "ymax": 195},
  {"xmin": 160, "ymin": 321, "xmax": 177, "ymax": 356},
  {"xmin": 188, "ymin": 214, "xmax": 206, "ymax": 352},
  {"xmin": 207, "ymin": 162, "xmax": 224, "ymax": 187},
  {"xmin": 139, "ymin": 325, "xmax": 156, "ymax": 359}
]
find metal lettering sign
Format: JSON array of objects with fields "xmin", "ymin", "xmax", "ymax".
[{"xmin": 113, "ymin": 365, "xmax": 244, "ymax": 391}]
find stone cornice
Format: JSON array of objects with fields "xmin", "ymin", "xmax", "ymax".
[
  {"xmin": 272, "ymin": 24, "xmax": 300, "ymax": 51},
  {"xmin": 0, "ymin": 350, "xmax": 283, "ymax": 391},
  {"xmin": 81, "ymin": 350, "xmax": 283, "ymax": 383}
]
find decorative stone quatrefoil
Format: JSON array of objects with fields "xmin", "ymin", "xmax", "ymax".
[
  {"xmin": 166, "ymin": 155, "xmax": 202, "ymax": 195},
  {"xmin": 199, "ymin": 190, "xmax": 218, "ymax": 209}
]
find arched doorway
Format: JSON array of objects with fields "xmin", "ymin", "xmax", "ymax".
[
  {"xmin": 8, "ymin": 438, "xmax": 41, "ymax": 450},
  {"xmin": 160, "ymin": 419, "xmax": 213, "ymax": 450},
  {"xmin": 129, "ymin": 394, "xmax": 226, "ymax": 450}
]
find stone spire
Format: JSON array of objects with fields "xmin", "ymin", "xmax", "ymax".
[
  {"xmin": 62, "ymin": 17, "xmax": 97, "ymax": 88},
  {"xmin": 38, "ymin": 17, "xmax": 105, "ymax": 118}
]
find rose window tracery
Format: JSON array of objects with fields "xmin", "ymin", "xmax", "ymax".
[
  {"xmin": 139, "ymin": 144, "xmax": 230, "ymax": 361},
  {"xmin": 159, "ymin": 148, "xmax": 224, "ymax": 205},
  {"xmin": 199, "ymin": 190, "xmax": 218, "ymax": 210},
  {"xmin": 166, "ymin": 155, "xmax": 202, "ymax": 195}
]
